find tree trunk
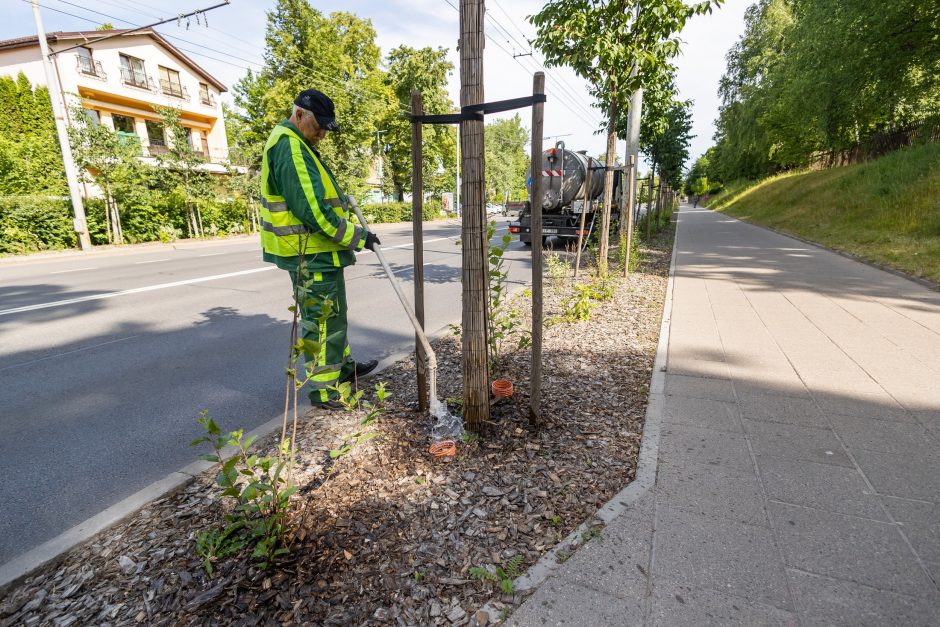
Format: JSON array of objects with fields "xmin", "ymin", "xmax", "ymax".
[
  {"xmin": 597, "ymin": 96, "xmax": 618, "ymax": 276},
  {"xmin": 111, "ymin": 196, "xmax": 124, "ymax": 244},
  {"xmin": 459, "ymin": 0, "xmax": 490, "ymax": 433}
]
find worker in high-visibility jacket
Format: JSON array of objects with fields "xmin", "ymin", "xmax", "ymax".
[{"xmin": 259, "ymin": 89, "xmax": 380, "ymax": 408}]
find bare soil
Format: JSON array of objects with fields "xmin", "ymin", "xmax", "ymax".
[{"xmin": 0, "ymin": 227, "xmax": 674, "ymax": 627}]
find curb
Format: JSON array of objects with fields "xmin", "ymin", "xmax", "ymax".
[
  {"xmin": 714, "ymin": 212, "xmax": 939, "ymax": 292},
  {"xmin": 0, "ymin": 318, "xmax": 460, "ymax": 594},
  {"xmin": 480, "ymin": 215, "xmax": 681, "ymax": 622}
]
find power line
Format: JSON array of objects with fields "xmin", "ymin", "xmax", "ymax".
[
  {"xmin": 34, "ymin": 0, "xmax": 412, "ymax": 117},
  {"xmin": 439, "ymin": 0, "xmax": 601, "ymax": 127},
  {"xmin": 481, "ymin": 6, "xmax": 600, "ymax": 122}
]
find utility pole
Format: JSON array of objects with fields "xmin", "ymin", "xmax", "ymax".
[
  {"xmin": 31, "ymin": 0, "xmax": 92, "ymax": 251},
  {"xmin": 375, "ymin": 129, "xmax": 387, "ymax": 191},
  {"xmin": 622, "ymin": 78, "xmax": 643, "ymax": 276},
  {"xmin": 455, "ymin": 134, "xmax": 461, "ymax": 217},
  {"xmin": 459, "ymin": 0, "xmax": 489, "ymax": 433}
]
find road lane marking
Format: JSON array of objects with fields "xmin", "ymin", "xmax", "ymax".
[
  {"xmin": 355, "ymin": 235, "xmax": 456, "ymax": 256},
  {"xmin": 50, "ymin": 267, "xmax": 96, "ymax": 274},
  {"xmin": 134, "ymin": 259, "xmax": 170, "ymax": 264},
  {"xmin": 0, "ymin": 267, "xmax": 276, "ymax": 317},
  {"xmin": 198, "ymin": 252, "xmax": 226, "ymax": 257},
  {"xmin": 0, "ymin": 335, "xmax": 141, "ymax": 371}
]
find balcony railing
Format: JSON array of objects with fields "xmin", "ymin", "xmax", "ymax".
[
  {"xmin": 159, "ymin": 79, "xmax": 190, "ymax": 101},
  {"xmin": 199, "ymin": 92, "xmax": 216, "ymax": 107},
  {"xmin": 146, "ymin": 142, "xmax": 169, "ymax": 156},
  {"xmin": 119, "ymin": 66, "xmax": 156, "ymax": 91},
  {"xmin": 75, "ymin": 55, "xmax": 107, "ymax": 81}
]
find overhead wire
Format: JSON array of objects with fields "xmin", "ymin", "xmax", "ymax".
[
  {"xmin": 35, "ymin": 0, "xmax": 413, "ymax": 118},
  {"xmin": 438, "ymin": 0, "xmax": 602, "ymax": 127},
  {"xmin": 480, "ymin": 4, "xmax": 601, "ymax": 124}
]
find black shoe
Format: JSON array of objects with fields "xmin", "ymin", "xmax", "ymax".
[
  {"xmin": 340, "ymin": 359, "xmax": 379, "ymax": 383},
  {"xmin": 310, "ymin": 398, "xmax": 343, "ymax": 410}
]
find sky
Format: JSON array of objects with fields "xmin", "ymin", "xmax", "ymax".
[{"xmin": 5, "ymin": 0, "xmax": 750, "ymax": 172}]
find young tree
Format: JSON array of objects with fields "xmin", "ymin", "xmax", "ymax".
[
  {"xmin": 154, "ymin": 106, "xmax": 213, "ymax": 238},
  {"xmin": 484, "ymin": 115, "xmax": 529, "ymax": 204},
  {"xmin": 68, "ymin": 106, "xmax": 145, "ymax": 244},
  {"xmin": 531, "ymin": 0, "xmax": 721, "ymax": 274},
  {"xmin": 381, "ymin": 45, "xmax": 456, "ymax": 201}
]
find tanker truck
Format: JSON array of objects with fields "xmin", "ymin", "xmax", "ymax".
[{"xmin": 509, "ymin": 142, "xmax": 622, "ymax": 246}]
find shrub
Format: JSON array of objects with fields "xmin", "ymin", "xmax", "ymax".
[{"xmin": 0, "ymin": 196, "xmax": 74, "ymax": 254}]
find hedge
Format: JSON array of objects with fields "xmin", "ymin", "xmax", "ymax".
[{"xmin": 359, "ymin": 199, "xmax": 450, "ymax": 224}]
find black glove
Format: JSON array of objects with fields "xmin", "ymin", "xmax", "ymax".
[{"xmin": 364, "ymin": 231, "xmax": 381, "ymax": 252}]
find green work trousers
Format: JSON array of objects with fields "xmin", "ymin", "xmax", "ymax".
[{"xmin": 288, "ymin": 267, "xmax": 355, "ymax": 403}]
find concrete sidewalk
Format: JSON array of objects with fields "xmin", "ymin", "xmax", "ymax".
[{"xmin": 510, "ymin": 206, "xmax": 940, "ymax": 625}]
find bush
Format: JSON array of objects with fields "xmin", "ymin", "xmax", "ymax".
[
  {"xmin": 360, "ymin": 200, "xmax": 449, "ymax": 224},
  {"xmin": 0, "ymin": 196, "xmax": 75, "ymax": 254},
  {"xmin": 361, "ymin": 202, "xmax": 409, "ymax": 224}
]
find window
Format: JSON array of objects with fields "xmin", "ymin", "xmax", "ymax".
[
  {"xmin": 76, "ymin": 47, "xmax": 95, "ymax": 75},
  {"xmin": 82, "ymin": 109, "xmax": 100, "ymax": 126},
  {"xmin": 146, "ymin": 120, "xmax": 166, "ymax": 154},
  {"xmin": 112, "ymin": 114, "xmax": 135, "ymax": 134},
  {"xmin": 119, "ymin": 54, "xmax": 148, "ymax": 89},
  {"xmin": 200, "ymin": 131, "xmax": 209, "ymax": 157},
  {"xmin": 158, "ymin": 66, "xmax": 185, "ymax": 99},
  {"xmin": 198, "ymin": 83, "xmax": 213, "ymax": 106}
]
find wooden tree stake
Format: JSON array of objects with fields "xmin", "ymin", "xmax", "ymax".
[
  {"xmin": 411, "ymin": 91, "xmax": 428, "ymax": 412},
  {"xmin": 622, "ymin": 154, "xmax": 636, "ymax": 277},
  {"xmin": 529, "ymin": 72, "xmax": 545, "ymax": 426}
]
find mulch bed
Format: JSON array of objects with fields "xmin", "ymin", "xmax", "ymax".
[{"xmin": 0, "ymin": 227, "xmax": 674, "ymax": 627}]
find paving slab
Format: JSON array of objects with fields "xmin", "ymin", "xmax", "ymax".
[
  {"xmin": 757, "ymin": 456, "xmax": 886, "ymax": 520},
  {"xmin": 787, "ymin": 569, "xmax": 939, "ymax": 627},
  {"xmin": 829, "ymin": 414, "xmax": 940, "ymax": 458},
  {"xmin": 652, "ymin": 506, "xmax": 791, "ymax": 608},
  {"xmin": 741, "ymin": 419, "xmax": 853, "ymax": 467},
  {"xmin": 649, "ymin": 577, "xmax": 796, "ymax": 626},
  {"xmin": 663, "ymin": 374, "xmax": 735, "ymax": 402},
  {"xmin": 853, "ymin": 448, "xmax": 940, "ymax": 501},
  {"xmin": 663, "ymin": 395, "xmax": 742, "ymax": 433},
  {"xmin": 655, "ymin": 459, "xmax": 768, "ymax": 527},
  {"xmin": 769, "ymin": 502, "xmax": 936, "ymax": 598},
  {"xmin": 509, "ymin": 207, "xmax": 940, "ymax": 625},
  {"xmin": 659, "ymin": 423, "xmax": 754, "ymax": 472}
]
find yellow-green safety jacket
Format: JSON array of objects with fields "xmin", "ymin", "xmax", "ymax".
[{"xmin": 259, "ymin": 121, "xmax": 366, "ymax": 271}]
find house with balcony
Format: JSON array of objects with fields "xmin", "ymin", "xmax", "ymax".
[{"xmin": 0, "ymin": 28, "xmax": 230, "ymax": 173}]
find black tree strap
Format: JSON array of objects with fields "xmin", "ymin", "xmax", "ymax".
[{"xmin": 411, "ymin": 94, "xmax": 547, "ymax": 124}]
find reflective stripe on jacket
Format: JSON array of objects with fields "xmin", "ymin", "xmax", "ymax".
[{"xmin": 259, "ymin": 123, "xmax": 366, "ymax": 264}]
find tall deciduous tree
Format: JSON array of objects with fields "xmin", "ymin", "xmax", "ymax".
[
  {"xmin": 484, "ymin": 115, "xmax": 529, "ymax": 203},
  {"xmin": 230, "ymin": 0, "xmax": 390, "ymax": 198},
  {"xmin": 710, "ymin": 0, "xmax": 940, "ymax": 182},
  {"xmin": 381, "ymin": 45, "xmax": 456, "ymax": 201},
  {"xmin": 530, "ymin": 0, "xmax": 720, "ymax": 273}
]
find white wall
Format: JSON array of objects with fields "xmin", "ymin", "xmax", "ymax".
[{"xmin": 0, "ymin": 33, "xmax": 228, "ymax": 161}]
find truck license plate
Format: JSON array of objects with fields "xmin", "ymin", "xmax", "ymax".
[{"xmin": 542, "ymin": 228, "xmax": 558, "ymax": 234}]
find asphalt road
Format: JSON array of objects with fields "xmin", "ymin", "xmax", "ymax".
[{"xmin": 0, "ymin": 218, "xmax": 531, "ymax": 565}]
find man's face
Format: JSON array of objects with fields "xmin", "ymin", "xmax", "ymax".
[{"xmin": 297, "ymin": 109, "xmax": 327, "ymax": 146}]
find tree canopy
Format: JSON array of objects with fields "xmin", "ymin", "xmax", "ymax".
[{"xmin": 709, "ymin": 0, "xmax": 940, "ymax": 182}]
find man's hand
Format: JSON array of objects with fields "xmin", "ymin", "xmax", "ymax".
[{"xmin": 364, "ymin": 231, "xmax": 381, "ymax": 251}]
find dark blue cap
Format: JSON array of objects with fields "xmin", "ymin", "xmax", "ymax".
[{"xmin": 294, "ymin": 89, "xmax": 340, "ymax": 131}]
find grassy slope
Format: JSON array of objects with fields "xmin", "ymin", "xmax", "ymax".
[{"xmin": 704, "ymin": 142, "xmax": 940, "ymax": 284}]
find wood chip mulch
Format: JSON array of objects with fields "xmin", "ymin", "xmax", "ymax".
[{"xmin": 0, "ymin": 227, "xmax": 674, "ymax": 627}]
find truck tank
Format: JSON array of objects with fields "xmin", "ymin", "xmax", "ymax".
[{"xmin": 540, "ymin": 144, "xmax": 604, "ymax": 211}]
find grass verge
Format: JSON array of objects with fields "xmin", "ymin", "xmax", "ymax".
[{"xmin": 704, "ymin": 142, "xmax": 940, "ymax": 285}]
